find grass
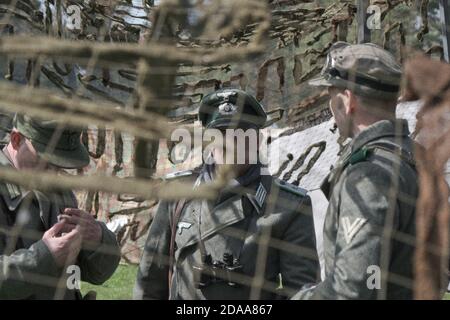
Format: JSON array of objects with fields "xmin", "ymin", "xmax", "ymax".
[
  {"xmin": 81, "ymin": 263, "xmax": 138, "ymax": 300},
  {"xmin": 81, "ymin": 263, "xmax": 450, "ymax": 300}
]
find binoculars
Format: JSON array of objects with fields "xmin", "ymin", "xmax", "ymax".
[{"xmin": 193, "ymin": 253, "xmax": 243, "ymax": 289}]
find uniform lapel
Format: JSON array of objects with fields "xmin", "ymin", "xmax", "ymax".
[
  {"xmin": 175, "ymin": 164, "xmax": 265, "ymax": 253},
  {"xmin": 34, "ymin": 191, "xmax": 53, "ymax": 230},
  {"xmin": 201, "ymin": 195, "xmax": 245, "ymax": 241},
  {"xmin": 175, "ymin": 195, "xmax": 246, "ymax": 252}
]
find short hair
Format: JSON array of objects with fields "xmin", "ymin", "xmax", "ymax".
[
  {"xmin": 329, "ymin": 86, "xmax": 398, "ymax": 118},
  {"xmin": 355, "ymin": 94, "xmax": 397, "ymax": 118}
]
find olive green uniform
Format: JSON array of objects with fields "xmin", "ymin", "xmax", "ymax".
[{"xmin": 0, "ymin": 149, "xmax": 121, "ymax": 299}]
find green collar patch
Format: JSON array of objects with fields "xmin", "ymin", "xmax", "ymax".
[{"xmin": 348, "ymin": 147, "xmax": 370, "ymax": 165}]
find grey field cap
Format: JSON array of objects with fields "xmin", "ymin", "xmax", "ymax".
[
  {"xmin": 309, "ymin": 42, "xmax": 402, "ymax": 100},
  {"xmin": 13, "ymin": 114, "xmax": 90, "ymax": 169}
]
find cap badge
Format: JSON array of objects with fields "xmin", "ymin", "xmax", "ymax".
[{"xmin": 218, "ymin": 102, "xmax": 237, "ymax": 115}]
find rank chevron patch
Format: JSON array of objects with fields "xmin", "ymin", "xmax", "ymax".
[{"xmin": 341, "ymin": 217, "xmax": 367, "ymax": 244}]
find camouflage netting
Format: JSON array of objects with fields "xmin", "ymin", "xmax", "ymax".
[{"xmin": 0, "ymin": 0, "xmax": 448, "ymax": 296}]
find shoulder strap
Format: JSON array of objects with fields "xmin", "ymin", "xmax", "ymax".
[
  {"xmin": 325, "ymin": 140, "xmax": 416, "ymax": 198},
  {"xmin": 344, "ymin": 141, "xmax": 416, "ymax": 171},
  {"xmin": 367, "ymin": 141, "xmax": 416, "ymax": 169},
  {"xmin": 274, "ymin": 178, "xmax": 308, "ymax": 197}
]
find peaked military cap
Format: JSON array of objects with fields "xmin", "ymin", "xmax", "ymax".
[
  {"xmin": 198, "ymin": 89, "xmax": 267, "ymax": 129},
  {"xmin": 13, "ymin": 114, "xmax": 90, "ymax": 169},
  {"xmin": 309, "ymin": 42, "xmax": 402, "ymax": 100}
]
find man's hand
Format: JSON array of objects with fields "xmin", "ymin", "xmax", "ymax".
[
  {"xmin": 59, "ymin": 208, "xmax": 103, "ymax": 250},
  {"xmin": 42, "ymin": 221, "xmax": 82, "ymax": 268}
]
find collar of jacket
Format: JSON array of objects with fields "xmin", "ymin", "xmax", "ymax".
[
  {"xmin": 0, "ymin": 150, "xmax": 27, "ymax": 210},
  {"xmin": 198, "ymin": 162, "xmax": 265, "ymax": 213},
  {"xmin": 321, "ymin": 119, "xmax": 410, "ymax": 199},
  {"xmin": 0, "ymin": 150, "xmax": 76, "ymax": 229},
  {"xmin": 199, "ymin": 160, "xmax": 261, "ymax": 185},
  {"xmin": 349, "ymin": 119, "xmax": 410, "ymax": 154}
]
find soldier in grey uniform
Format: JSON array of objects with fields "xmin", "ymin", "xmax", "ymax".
[
  {"xmin": 134, "ymin": 89, "xmax": 319, "ymax": 300},
  {"xmin": 293, "ymin": 42, "xmax": 419, "ymax": 299},
  {"xmin": 0, "ymin": 114, "xmax": 121, "ymax": 299}
]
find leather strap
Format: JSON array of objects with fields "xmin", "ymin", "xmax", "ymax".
[{"xmin": 167, "ymin": 198, "xmax": 187, "ymax": 298}]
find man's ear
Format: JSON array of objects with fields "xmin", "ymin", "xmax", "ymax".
[
  {"xmin": 10, "ymin": 130, "xmax": 23, "ymax": 150},
  {"xmin": 344, "ymin": 89, "xmax": 357, "ymax": 114}
]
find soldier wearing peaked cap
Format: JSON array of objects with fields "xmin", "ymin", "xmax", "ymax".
[
  {"xmin": 293, "ymin": 42, "xmax": 420, "ymax": 299},
  {"xmin": 134, "ymin": 88, "xmax": 319, "ymax": 300},
  {"xmin": 0, "ymin": 114, "xmax": 120, "ymax": 300}
]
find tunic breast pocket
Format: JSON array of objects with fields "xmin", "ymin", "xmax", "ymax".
[{"xmin": 203, "ymin": 219, "xmax": 253, "ymax": 277}]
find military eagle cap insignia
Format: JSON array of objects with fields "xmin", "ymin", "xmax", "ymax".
[{"xmin": 216, "ymin": 90, "xmax": 237, "ymax": 100}]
